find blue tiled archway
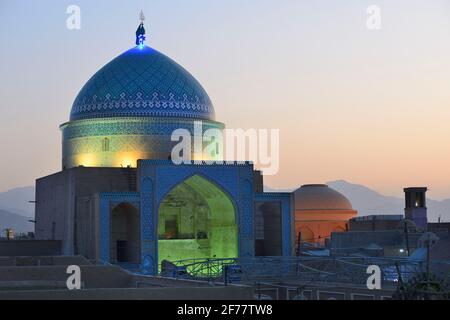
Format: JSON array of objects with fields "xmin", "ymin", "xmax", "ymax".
[{"xmin": 138, "ymin": 160, "xmax": 255, "ymax": 275}]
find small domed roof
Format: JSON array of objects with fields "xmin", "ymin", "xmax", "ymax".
[
  {"xmin": 70, "ymin": 45, "xmax": 215, "ymax": 121},
  {"xmin": 294, "ymin": 184, "xmax": 354, "ymax": 210}
]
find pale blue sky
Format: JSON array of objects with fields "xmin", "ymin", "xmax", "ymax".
[{"xmin": 1, "ymin": 0, "xmax": 450, "ymax": 199}]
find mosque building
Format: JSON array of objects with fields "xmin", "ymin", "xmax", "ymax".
[{"xmin": 34, "ymin": 16, "xmax": 357, "ymax": 274}]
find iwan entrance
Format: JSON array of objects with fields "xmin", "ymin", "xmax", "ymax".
[{"xmin": 158, "ymin": 175, "xmax": 238, "ymax": 266}]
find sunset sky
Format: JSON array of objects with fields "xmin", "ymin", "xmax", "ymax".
[{"xmin": 1, "ymin": 0, "xmax": 450, "ymax": 199}]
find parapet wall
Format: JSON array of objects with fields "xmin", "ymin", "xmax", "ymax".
[{"xmin": 0, "ymin": 240, "xmax": 61, "ymax": 257}]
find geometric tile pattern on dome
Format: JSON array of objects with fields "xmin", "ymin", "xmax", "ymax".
[{"xmin": 70, "ymin": 46, "xmax": 215, "ymax": 121}]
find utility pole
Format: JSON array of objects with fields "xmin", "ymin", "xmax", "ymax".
[
  {"xmin": 426, "ymin": 233, "xmax": 431, "ymax": 291},
  {"xmin": 403, "ymin": 220, "xmax": 410, "ymax": 257},
  {"xmin": 223, "ymin": 265, "xmax": 229, "ymax": 286},
  {"xmin": 395, "ymin": 262, "xmax": 405, "ymax": 298},
  {"xmin": 296, "ymin": 231, "xmax": 302, "ymax": 257},
  {"xmin": 296, "ymin": 231, "xmax": 301, "ymax": 275}
]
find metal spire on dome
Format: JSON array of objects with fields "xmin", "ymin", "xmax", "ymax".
[{"xmin": 135, "ymin": 10, "xmax": 146, "ymax": 48}]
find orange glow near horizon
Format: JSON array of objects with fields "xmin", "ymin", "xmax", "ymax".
[{"xmin": 2, "ymin": 1, "xmax": 450, "ymax": 202}]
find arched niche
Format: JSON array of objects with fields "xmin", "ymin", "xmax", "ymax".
[{"xmin": 110, "ymin": 202, "xmax": 140, "ymax": 264}]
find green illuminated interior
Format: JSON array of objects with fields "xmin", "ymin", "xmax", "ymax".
[{"xmin": 158, "ymin": 175, "xmax": 238, "ymax": 267}]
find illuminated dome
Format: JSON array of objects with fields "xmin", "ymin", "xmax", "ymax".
[
  {"xmin": 60, "ymin": 20, "xmax": 223, "ymax": 170},
  {"xmin": 294, "ymin": 184, "xmax": 354, "ymax": 211},
  {"xmin": 70, "ymin": 45, "xmax": 215, "ymax": 121}
]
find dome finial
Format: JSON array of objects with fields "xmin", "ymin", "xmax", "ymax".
[{"xmin": 136, "ymin": 10, "xmax": 146, "ymax": 48}]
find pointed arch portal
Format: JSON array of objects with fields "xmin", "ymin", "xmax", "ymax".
[
  {"xmin": 157, "ymin": 175, "xmax": 238, "ymax": 265},
  {"xmin": 110, "ymin": 202, "xmax": 140, "ymax": 263}
]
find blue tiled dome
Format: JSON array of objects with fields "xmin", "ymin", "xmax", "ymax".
[{"xmin": 70, "ymin": 45, "xmax": 215, "ymax": 121}]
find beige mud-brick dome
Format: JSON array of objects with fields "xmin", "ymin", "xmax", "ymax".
[
  {"xmin": 293, "ymin": 184, "xmax": 357, "ymax": 244},
  {"xmin": 294, "ymin": 184, "xmax": 354, "ymax": 211}
]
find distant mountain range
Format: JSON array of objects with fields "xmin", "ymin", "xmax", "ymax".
[
  {"xmin": 327, "ymin": 180, "xmax": 404, "ymax": 215},
  {"xmin": 0, "ymin": 181, "xmax": 448, "ymax": 233},
  {"xmin": 328, "ymin": 180, "xmax": 450, "ymax": 222},
  {"xmin": 265, "ymin": 180, "xmax": 450, "ymax": 223},
  {"xmin": 0, "ymin": 186, "xmax": 35, "ymax": 234},
  {"xmin": 0, "ymin": 209, "xmax": 34, "ymax": 234},
  {"xmin": 0, "ymin": 186, "xmax": 35, "ymax": 218}
]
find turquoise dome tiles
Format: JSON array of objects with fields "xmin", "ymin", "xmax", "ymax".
[{"xmin": 70, "ymin": 46, "xmax": 215, "ymax": 121}]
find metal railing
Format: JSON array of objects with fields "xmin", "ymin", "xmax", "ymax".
[{"xmin": 162, "ymin": 256, "xmax": 450, "ymax": 286}]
